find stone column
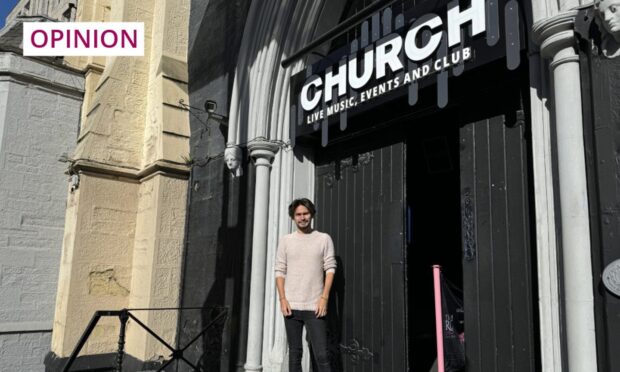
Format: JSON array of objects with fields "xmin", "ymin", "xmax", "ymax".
[
  {"xmin": 527, "ymin": 50, "xmax": 563, "ymax": 372},
  {"xmin": 533, "ymin": 11, "xmax": 598, "ymax": 372},
  {"xmin": 245, "ymin": 139, "xmax": 280, "ymax": 372}
]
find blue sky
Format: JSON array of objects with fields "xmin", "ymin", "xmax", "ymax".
[{"xmin": 0, "ymin": 0, "xmax": 20, "ymax": 30}]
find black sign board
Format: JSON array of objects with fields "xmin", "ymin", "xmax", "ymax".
[{"xmin": 289, "ymin": 0, "xmax": 525, "ymax": 146}]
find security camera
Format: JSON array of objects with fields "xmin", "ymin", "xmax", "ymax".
[{"xmin": 204, "ymin": 100, "xmax": 217, "ymax": 113}]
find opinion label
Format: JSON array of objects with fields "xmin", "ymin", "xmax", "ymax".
[{"xmin": 23, "ymin": 22, "xmax": 144, "ymax": 56}]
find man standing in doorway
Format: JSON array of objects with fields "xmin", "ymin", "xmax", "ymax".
[{"xmin": 275, "ymin": 198, "xmax": 336, "ymax": 372}]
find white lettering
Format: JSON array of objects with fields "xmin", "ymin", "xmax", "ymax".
[
  {"xmin": 300, "ymin": 76, "xmax": 323, "ymax": 111},
  {"xmin": 451, "ymin": 50, "xmax": 461, "ymax": 64},
  {"xmin": 306, "ymin": 110, "xmax": 324, "ymax": 124},
  {"xmin": 447, "ymin": 0, "xmax": 485, "ymax": 47},
  {"xmin": 434, "ymin": 59, "xmax": 442, "ymax": 71},
  {"xmin": 442, "ymin": 56, "xmax": 450, "ymax": 68},
  {"xmin": 348, "ymin": 47, "xmax": 374, "ymax": 89},
  {"xmin": 297, "ymin": 2, "xmax": 485, "ymax": 111},
  {"xmin": 404, "ymin": 14, "xmax": 443, "ymax": 61},
  {"xmin": 375, "ymin": 34, "xmax": 404, "ymax": 79},
  {"xmin": 324, "ymin": 62, "xmax": 348, "ymax": 102},
  {"xmin": 463, "ymin": 46, "xmax": 471, "ymax": 60},
  {"xmin": 412, "ymin": 67, "xmax": 422, "ymax": 80}
]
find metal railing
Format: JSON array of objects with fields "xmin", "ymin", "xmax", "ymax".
[{"xmin": 62, "ymin": 307, "xmax": 228, "ymax": 372}]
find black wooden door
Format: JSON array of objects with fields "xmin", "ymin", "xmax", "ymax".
[
  {"xmin": 459, "ymin": 112, "xmax": 537, "ymax": 372},
  {"xmin": 315, "ymin": 141, "xmax": 407, "ymax": 372}
]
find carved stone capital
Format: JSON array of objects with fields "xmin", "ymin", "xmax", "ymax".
[
  {"xmin": 532, "ymin": 10, "xmax": 579, "ymax": 59},
  {"xmin": 247, "ymin": 138, "xmax": 280, "ymax": 167}
]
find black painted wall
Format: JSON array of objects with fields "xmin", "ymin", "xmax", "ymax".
[
  {"xmin": 577, "ymin": 8, "xmax": 620, "ymax": 372},
  {"xmin": 179, "ymin": 1, "xmax": 254, "ymax": 371}
]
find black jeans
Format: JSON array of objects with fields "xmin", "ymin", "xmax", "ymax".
[{"xmin": 284, "ymin": 310, "xmax": 331, "ymax": 372}]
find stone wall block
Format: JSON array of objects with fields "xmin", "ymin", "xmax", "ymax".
[
  {"xmin": 0, "ymin": 249, "xmax": 36, "ymax": 266},
  {"xmin": 21, "ymin": 214, "xmax": 65, "ymax": 229},
  {"xmin": 0, "ymin": 171, "xmax": 24, "ymax": 190},
  {"xmin": 51, "ymin": 175, "xmax": 138, "ymax": 357},
  {"xmin": 162, "ymin": 77, "xmax": 188, "ymax": 104},
  {"xmin": 0, "ymin": 212, "xmax": 21, "ymax": 230},
  {"xmin": 0, "ymin": 333, "xmax": 51, "ymax": 372},
  {"xmin": 162, "ymin": 104, "xmax": 189, "ymax": 137},
  {"xmin": 9, "ymin": 189, "xmax": 52, "ymax": 203},
  {"xmin": 89, "ymin": 206, "xmax": 136, "ymax": 236},
  {"xmin": 162, "ymin": 133, "xmax": 189, "ymax": 163},
  {"xmin": 156, "ymin": 238, "xmax": 183, "ymax": 265}
]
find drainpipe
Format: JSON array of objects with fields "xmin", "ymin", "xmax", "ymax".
[
  {"xmin": 533, "ymin": 11, "xmax": 598, "ymax": 372},
  {"xmin": 244, "ymin": 138, "xmax": 280, "ymax": 372}
]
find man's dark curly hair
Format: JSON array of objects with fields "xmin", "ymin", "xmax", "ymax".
[{"xmin": 288, "ymin": 198, "xmax": 316, "ymax": 218}]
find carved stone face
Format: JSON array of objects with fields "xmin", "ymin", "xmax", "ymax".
[
  {"xmin": 224, "ymin": 146, "xmax": 243, "ymax": 177},
  {"xmin": 225, "ymin": 155, "xmax": 240, "ymax": 170},
  {"xmin": 598, "ymin": 0, "xmax": 620, "ymax": 39}
]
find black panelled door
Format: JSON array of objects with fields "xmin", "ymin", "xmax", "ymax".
[
  {"xmin": 312, "ymin": 104, "xmax": 537, "ymax": 371},
  {"xmin": 315, "ymin": 142, "xmax": 407, "ymax": 372},
  {"xmin": 459, "ymin": 111, "xmax": 537, "ymax": 372}
]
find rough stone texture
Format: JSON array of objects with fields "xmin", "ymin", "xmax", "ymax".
[
  {"xmin": 51, "ymin": 174, "xmax": 138, "ymax": 356},
  {"xmin": 0, "ymin": 332, "xmax": 53, "ymax": 372},
  {"xmin": 72, "ymin": 0, "xmax": 156, "ymax": 170},
  {"xmin": 63, "ymin": 0, "xmax": 110, "ymax": 127},
  {"xmin": 88, "ymin": 269, "xmax": 131, "ymax": 296},
  {"xmin": 49, "ymin": 0, "xmax": 191, "ymax": 366},
  {"xmin": 141, "ymin": 0, "xmax": 190, "ymax": 168},
  {"xmin": 125, "ymin": 175, "xmax": 187, "ymax": 360},
  {"xmin": 0, "ymin": 52, "xmax": 83, "ymax": 371},
  {"xmin": 69, "ymin": 0, "xmax": 190, "ymax": 170},
  {"xmin": 124, "ymin": 0, "xmax": 190, "ymax": 360}
]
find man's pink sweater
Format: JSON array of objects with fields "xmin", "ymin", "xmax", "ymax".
[{"xmin": 274, "ymin": 230, "xmax": 337, "ymax": 311}]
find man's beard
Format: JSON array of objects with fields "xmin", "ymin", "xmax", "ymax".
[{"xmin": 296, "ymin": 220, "xmax": 310, "ymax": 229}]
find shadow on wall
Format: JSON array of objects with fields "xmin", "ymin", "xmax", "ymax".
[
  {"xmin": 200, "ymin": 156, "xmax": 253, "ymax": 371},
  {"xmin": 178, "ymin": 0, "xmax": 253, "ymax": 370},
  {"xmin": 177, "ymin": 152, "xmax": 254, "ymax": 372}
]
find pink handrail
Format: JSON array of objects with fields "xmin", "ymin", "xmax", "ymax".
[{"xmin": 433, "ymin": 265, "xmax": 445, "ymax": 372}]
